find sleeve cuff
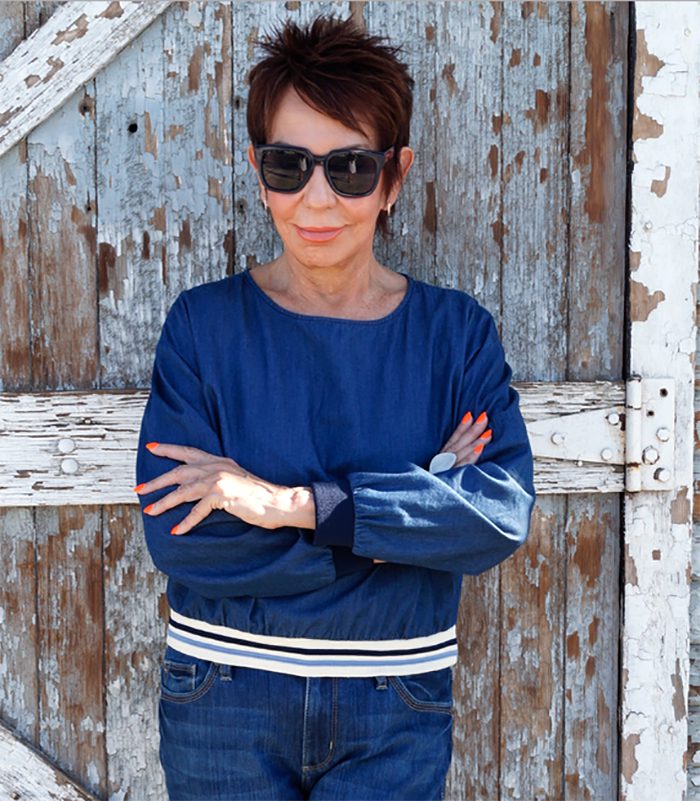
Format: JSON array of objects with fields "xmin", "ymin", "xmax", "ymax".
[
  {"xmin": 310, "ymin": 478, "xmax": 355, "ymax": 548},
  {"xmin": 331, "ymin": 547, "xmax": 375, "ymax": 576}
]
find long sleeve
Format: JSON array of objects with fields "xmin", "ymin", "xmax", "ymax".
[
  {"xmin": 310, "ymin": 306, "xmax": 536, "ymax": 575},
  {"xmin": 135, "ymin": 291, "xmax": 372, "ymax": 600}
]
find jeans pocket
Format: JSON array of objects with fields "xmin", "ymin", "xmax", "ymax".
[
  {"xmin": 160, "ymin": 645, "xmax": 219, "ymax": 704},
  {"xmin": 388, "ymin": 667, "xmax": 454, "ymax": 716}
]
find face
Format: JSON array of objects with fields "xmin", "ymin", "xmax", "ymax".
[{"xmin": 247, "ymin": 87, "xmax": 413, "ymax": 271}]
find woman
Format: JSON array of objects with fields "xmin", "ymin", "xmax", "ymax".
[{"xmin": 135, "ymin": 14, "xmax": 535, "ymax": 801}]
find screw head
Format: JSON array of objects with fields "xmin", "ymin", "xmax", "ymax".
[
  {"xmin": 642, "ymin": 446, "xmax": 660, "ymax": 465},
  {"xmin": 601, "ymin": 448, "xmax": 613, "ymax": 461},
  {"xmin": 60, "ymin": 458, "xmax": 79, "ymax": 475},
  {"xmin": 656, "ymin": 427, "xmax": 670, "ymax": 442},
  {"xmin": 551, "ymin": 432, "xmax": 565, "ymax": 445},
  {"xmin": 654, "ymin": 467, "xmax": 671, "ymax": 483},
  {"xmin": 607, "ymin": 412, "xmax": 620, "ymax": 426}
]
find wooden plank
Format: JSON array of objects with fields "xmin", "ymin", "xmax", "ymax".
[
  {"xmin": 0, "ymin": 381, "xmax": 626, "ymax": 506},
  {"xmin": 0, "ymin": 718, "xmax": 99, "ymax": 801},
  {"xmin": 563, "ymin": 3, "xmax": 628, "ymax": 798},
  {"xmin": 0, "ymin": 507, "xmax": 38, "ymax": 745},
  {"xmin": 21, "ymin": 6, "xmax": 106, "ymax": 791},
  {"xmin": 498, "ymin": 3, "xmax": 570, "ymax": 798},
  {"xmin": 416, "ymin": 2, "xmax": 510, "ymax": 796},
  {"xmin": 103, "ymin": 506, "xmax": 167, "ymax": 801},
  {"xmin": 35, "ymin": 505, "xmax": 104, "ymax": 798},
  {"xmin": 0, "ymin": 0, "xmax": 40, "ymax": 758},
  {"xmin": 94, "ymin": 0, "xmax": 234, "ymax": 796},
  {"xmin": 370, "ymin": 0, "xmax": 438, "ymax": 287},
  {"xmin": 0, "ymin": 0, "xmax": 173, "ymax": 159},
  {"xmin": 95, "ymin": 7, "xmax": 171, "ymax": 798},
  {"xmin": 622, "ymin": 3, "xmax": 699, "ymax": 799},
  {"xmin": 688, "ymin": 302, "xmax": 700, "ymax": 793}
]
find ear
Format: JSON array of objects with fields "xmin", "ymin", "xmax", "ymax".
[
  {"xmin": 247, "ymin": 144, "xmax": 267, "ymax": 201},
  {"xmin": 247, "ymin": 143, "xmax": 258, "ymax": 171},
  {"xmin": 386, "ymin": 146, "xmax": 415, "ymax": 206}
]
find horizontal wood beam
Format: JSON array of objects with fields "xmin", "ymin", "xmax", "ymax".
[
  {"xmin": 0, "ymin": 719, "xmax": 100, "ymax": 801},
  {"xmin": 0, "ymin": 0, "xmax": 173, "ymax": 158},
  {"xmin": 0, "ymin": 381, "xmax": 625, "ymax": 506}
]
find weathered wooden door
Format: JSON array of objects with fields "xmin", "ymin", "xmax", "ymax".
[{"xmin": 1, "ymin": 3, "xmax": 696, "ymax": 800}]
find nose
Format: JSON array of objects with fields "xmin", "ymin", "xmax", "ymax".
[{"xmin": 303, "ymin": 161, "xmax": 336, "ymax": 207}]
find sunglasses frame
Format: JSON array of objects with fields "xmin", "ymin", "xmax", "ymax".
[{"xmin": 253, "ymin": 144, "xmax": 395, "ymax": 198}]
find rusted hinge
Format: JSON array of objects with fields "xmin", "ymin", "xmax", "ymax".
[{"xmin": 527, "ymin": 376, "xmax": 674, "ymax": 492}]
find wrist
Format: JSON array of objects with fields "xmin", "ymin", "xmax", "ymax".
[{"xmin": 281, "ymin": 485, "xmax": 316, "ymax": 530}]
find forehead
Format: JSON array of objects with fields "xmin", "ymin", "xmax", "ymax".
[{"xmin": 267, "ymin": 87, "xmax": 378, "ymax": 150}]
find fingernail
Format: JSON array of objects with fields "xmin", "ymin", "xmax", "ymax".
[
  {"xmin": 479, "ymin": 429, "xmax": 492, "ymax": 441},
  {"xmin": 144, "ymin": 503, "xmax": 155, "ymax": 514},
  {"xmin": 146, "ymin": 442, "xmax": 159, "ymax": 450},
  {"xmin": 170, "ymin": 525, "xmax": 179, "ymax": 535},
  {"xmin": 476, "ymin": 411, "xmax": 487, "ymax": 424},
  {"xmin": 134, "ymin": 483, "xmax": 146, "ymax": 493},
  {"xmin": 461, "ymin": 411, "xmax": 472, "ymax": 425},
  {"xmin": 473, "ymin": 442, "xmax": 485, "ymax": 455}
]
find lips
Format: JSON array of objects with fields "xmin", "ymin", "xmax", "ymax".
[{"xmin": 295, "ymin": 225, "xmax": 344, "ymax": 242}]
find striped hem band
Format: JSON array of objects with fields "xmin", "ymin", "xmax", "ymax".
[{"xmin": 166, "ymin": 608, "xmax": 459, "ymax": 678}]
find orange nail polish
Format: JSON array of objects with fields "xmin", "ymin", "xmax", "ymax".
[
  {"xmin": 144, "ymin": 503, "xmax": 155, "ymax": 514},
  {"xmin": 170, "ymin": 525, "xmax": 179, "ymax": 535},
  {"xmin": 473, "ymin": 442, "xmax": 485, "ymax": 455},
  {"xmin": 479, "ymin": 429, "xmax": 492, "ymax": 440},
  {"xmin": 134, "ymin": 483, "xmax": 146, "ymax": 493},
  {"xmin": 476, "ymin": 412, "xmax": 487, "ymax": 424},
  {"xmin": 146, "ymin": 442, "xmax": 159, "ymax": 450},
  {"xmin": 461, "ymin": 411, "xmax": 472, "ymax": 425}
]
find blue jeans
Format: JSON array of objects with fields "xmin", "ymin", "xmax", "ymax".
[{"xmin": 158, "ymin": 644, "xmax": 454, "ymax": 800}]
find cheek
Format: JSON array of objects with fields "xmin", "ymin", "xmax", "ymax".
[
  {"xmin": 268, "ymin": 196, "xmax": 297, "ymax": 219},
  {"xmin": 347, "ymin": 198, "xmax": 385, "ymax": 226}
]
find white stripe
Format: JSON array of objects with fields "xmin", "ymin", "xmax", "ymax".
[
  {"xmin": 166, "ymin": 630, "xmax": 458, "ymax": 678},
  {"xmin": 169, "ymin": 608, "xmax": 456, "ymax": 652}
]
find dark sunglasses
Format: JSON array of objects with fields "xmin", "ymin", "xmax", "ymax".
[{"xmin": 253, "ymin": 144, "xmax": 395, "ymax": 198}]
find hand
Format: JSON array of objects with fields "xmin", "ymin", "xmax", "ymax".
[
  {"xmin": 372, "ymin": 410, "xmax": 493, "ymax": 564},
  {"xmin": 135, "ymin": 443, "xmax": 302, "ymax": 535},
  {"xmin": 436, "ymin": 409, "xmax": 492, "ymax": 468}
]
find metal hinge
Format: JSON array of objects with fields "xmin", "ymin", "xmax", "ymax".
[{"xmin": 528, "ymin": 376, "xmax": 674, "ymax": 492}]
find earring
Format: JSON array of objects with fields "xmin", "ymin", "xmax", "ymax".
[
  {"xmin": 386, "ymin": 202, "xmax": 393, "ymax": 216},
  {"xmin": 261, "ymin": 198, "xmax": 268, "ymax": 212}
]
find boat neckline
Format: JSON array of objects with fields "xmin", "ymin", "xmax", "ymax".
[{"xmin": 242, "ymin": 267, "xmax": 414, "ymax": 325}]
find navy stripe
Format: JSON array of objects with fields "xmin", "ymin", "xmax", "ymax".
[
  {"xmin": 169, "ymin": 629, "xmax": 458, "ymax": 668},
  {"xmin": 169, "ymin": 617, "xmax": 457, "ymax": 658}
]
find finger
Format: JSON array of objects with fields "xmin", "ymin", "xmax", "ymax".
[
  {"xmin": 373, "ymin": 559, "xmax": 387, "ymax": 564},
  {"xmin": 453, "ymin": 431, "xmax": 492, "ymax": 467},
  {"xmin": 446, "ymin": 425, "xmax": 488, "ymax": 456},
  {"xmin": 440, "ymin": 411, "xmax": 475, "ymax": 452},
  {"xmin": 143, "ymin": 479, "xmax": 206, "ymax": 516},
  {"xmin": 442, "ymin": 410, "xmax": 489, "ymax": 450},
  {"xmin": 170, "ymin": 496, "xmax": 215, "ymax": 536},
  {"xmin": 137, "ymin": 464, "xmax": 206, "ymax": 496},
  {"xmin": 145, "ymin": 441, "xmax": 221, "ymax": 465}
]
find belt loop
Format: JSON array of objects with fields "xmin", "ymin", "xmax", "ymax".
[
  {"xmin": 374, "ymin": 675, "xmax": 387, "ymax": 690},
  {"xmin": 220, "ymin": 663, "xmax": 232, "ymax": 681}
]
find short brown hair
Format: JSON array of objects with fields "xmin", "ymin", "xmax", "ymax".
[{"xmin": 246, "ymin": 14, "xmax": 414, "ymax": 238}]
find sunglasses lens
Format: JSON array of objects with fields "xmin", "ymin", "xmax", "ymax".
[
  {"xmin": 327, "ymin": 152, "xmax": 380, "ymax": 196},
  {"xmin": 260, "ymin": 148, "xmax": 309, "ymax": 191}
]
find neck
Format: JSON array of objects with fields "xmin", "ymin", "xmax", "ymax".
[{"xmin": 269, "ymin": 252, "xmax": 386, "ymax": 310}]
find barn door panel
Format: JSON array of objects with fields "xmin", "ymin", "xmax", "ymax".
[{"xmin": 94, "ymin": 3, "xmax": 234, "ymax": 798}]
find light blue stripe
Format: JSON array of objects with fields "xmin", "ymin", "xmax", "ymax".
[{"xmin": 168, "ymin": 628, "xmax": 457, "ymax": 668}]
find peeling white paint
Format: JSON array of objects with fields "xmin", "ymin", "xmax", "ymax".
[{"xmin": 623, "ymin": 3, "xmax": 700, "ymax": 800}]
